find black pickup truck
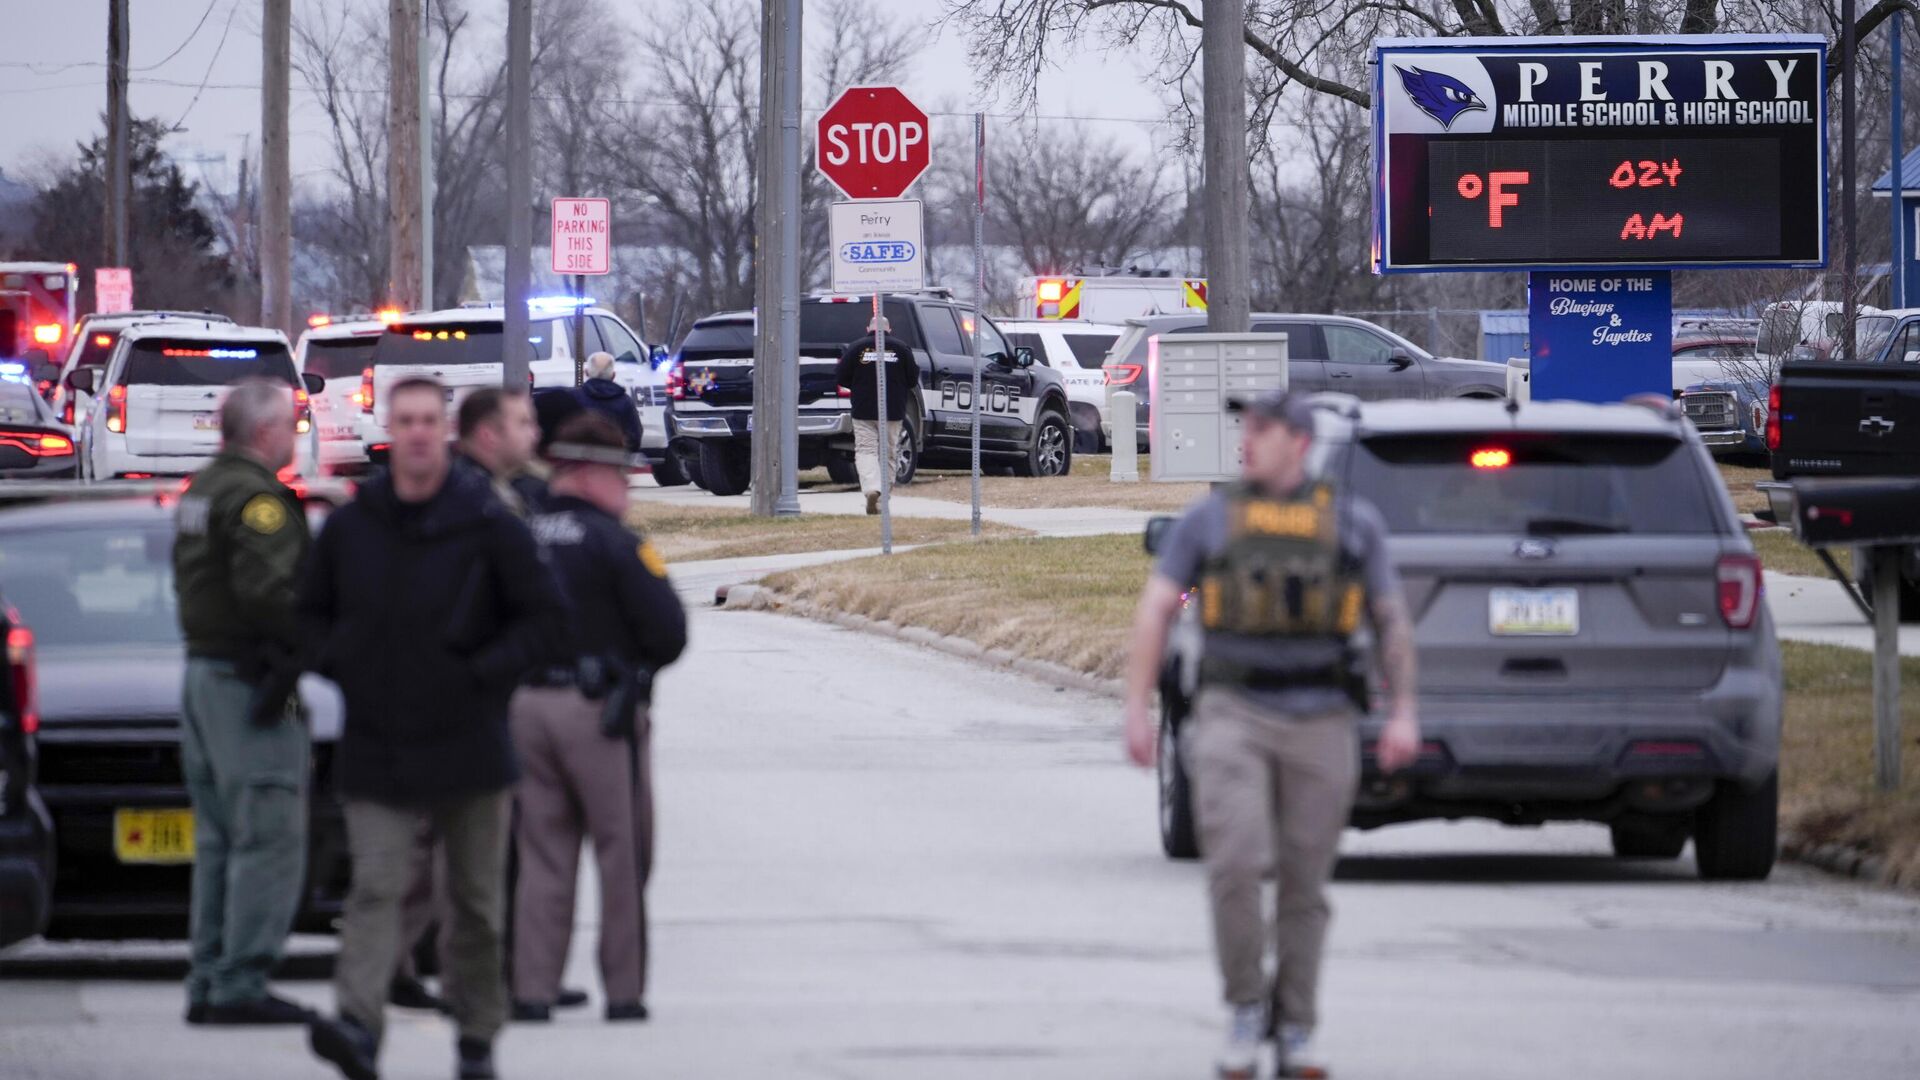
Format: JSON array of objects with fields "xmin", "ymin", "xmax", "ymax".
[
  {"xmin": 1769, "ymin": 332, "xmax": 1920, "ymax": 616},
  {"xmin": 664, "ymin": 291, "xmax": 1075, "ymax": 496}
]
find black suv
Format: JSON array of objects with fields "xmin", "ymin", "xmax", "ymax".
[
  {"xmin": 665, "ymin": 291, "xmax": 1075, "ymax": 496},
  {"xmin": 1, "ymin": 593, "xmax": 54, "ymax": 948}
]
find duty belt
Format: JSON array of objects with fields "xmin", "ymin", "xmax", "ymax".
[{"xmin": 1197, "ymin": 656, "xmax": 1349, "ymax": 691}]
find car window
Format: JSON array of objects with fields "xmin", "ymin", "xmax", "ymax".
[
  {"xmin": 375, "ymin": 320, "xmax": 557, "ymax": 366},
  {"xmin": 302, "ymin": 337, "xmax": 379, "ymax": 379},
  {"xmin": 679, "ymin": 320, "xmax": 755, "ymax": 357},
  {"xmin": 1108, "ymin": 325, "xmax": 1150, "ymax": 366},
  {"xmin": 565, "ymin": 315, "xmax": 607, "ymax": 358},
  {"xmin": 1060, "ymin": 333, "xmax": 1116, "ymax": 369},
  {"xmin": 65, "ymin": 327, "xmax": 122, "ymax": 375},
  {"xmin": 1325, "ymin": 325, "xmax": 1395, "ymax": 365},
  {"xmin": 121, "ymin": 339, "xmax": 297, "ymax": 387},
  {"xmin": 921, "ymin": 306, "xmax": 968, "ymax": 355},
  {"xmin": 0, "ymin": 379, "xmax": 45, "ymax": 424},
  {"xmin": 1881, "ymin": 322, "xmax": 1920, "ymax": 365},
  {"xmin": 965, "ymin": 313, "xmax": 1014, "ymax": 362},
  {"xmin": 1673, "ymin": 344, "xmax": 1757, "ymax": 361},
  {"xmin": 0, "ymin": 523, "xmax": 180, "ymax": 649},
  {"xmin": 596, "ymin": 316, "xmax": 646, "ymax": 365},
  {"xmin": 800, "ymin": 300, "xmax": 924, "ymax": 350},
  {"xmin": 1347, "ymin": 433, "xmax": 1723, "ymax": 536},
  {"xmin": 1252, "ymin": 322, "xmax": 1326, "ymax": 360}
]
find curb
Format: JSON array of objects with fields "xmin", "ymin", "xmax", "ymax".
[
  {"xmin": 720, "ymin": 583, "xmax": 1125, "ymax": 699},
  {"xmin": 1781, "ymin": 833, "xmax": 1900, "ymax": 888}
]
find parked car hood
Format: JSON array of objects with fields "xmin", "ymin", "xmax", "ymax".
[
  {"xmin": 37, "ymin": 645, "xmax": 344, "ymax": 740},
  {"xmin": 1425, "ymin": 354, "xmax": 1506, "ymax": 373}
]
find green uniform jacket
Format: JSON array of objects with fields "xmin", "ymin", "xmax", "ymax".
[{"xmin": 172, "ymin": 450, "xmax": 312, "ymax": 661}]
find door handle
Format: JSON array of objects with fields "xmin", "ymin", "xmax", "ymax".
[{"xmin": 1331, "ymin": 371, "xmax": 1354, "ymax": 379}]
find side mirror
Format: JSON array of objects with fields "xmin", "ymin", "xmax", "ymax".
[
  {"xmin": 1143, "ymin": 514, "xmax": 1176, "ymax": 556},
  {"xmin": 1388, "ymin": 350, "xmax": 1414, "ymax": 370},
  {"xmin": 302, "ymin": 371, "xmax": 327, "ymax": 395},
  {"xmin": 1014, "ymin": 346, "xmax": 1038, "ymax": 369},
  {"xmin": 66, "ymin": 367, "xmax": 95, "ymax": 396}
]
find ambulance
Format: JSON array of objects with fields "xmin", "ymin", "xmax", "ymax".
[
  {"xmin": 1017, "ymin": 268, "xmax": 1206, "ymax": 324},
  {"xmin": 0, "ymin": 262, "xmax": 79, "ymax": 395}
]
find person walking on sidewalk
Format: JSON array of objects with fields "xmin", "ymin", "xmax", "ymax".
[
  {"xmin": 510, "ymin": 413, "xmax": 687, "ymax": 1024},
  {"xmin": 834, "ymin": 316, "xmax": 917, "ymax": 515},
  {"xmin": 575, "ymin": 352, "xmax": 643, "ymax": 452},
  {"xmin": 302, "ymin": 378, "xmax": 565, "ymax": 1080},
  {"xmin": 1121, "ymin": 390, "xmax": 1422, "ymax": 1080},
  {"xmin": 171, "ymin": 379, "xmax": 315, "ymax": 1027}
]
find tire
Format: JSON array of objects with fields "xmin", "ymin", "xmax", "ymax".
[
  {"xmin": 1158, "ymin": 695, "xmax": 1201, "ymax": 861},
  {"xmin": 826, "ymin": 453, "xmax": 859, "ymax": 485},
  {"xmin": 892, "ymin": 413, "xmax": 919, "ymax": 487},
  {"xmin": 650, "ymin": 452, "xmax": 690, "ymax": 487},
  {"xmin": 1014, "ymin": 409, "xmax": 1072, "ymax": 478},
  {"xmin": 1693, "ymin": 771, "xmax": 1778, "ymax": 881},
  {"xmin": 697, "ymin": 440, "xmax": 750, "ymax": 497},
  {"xmin": 670, "ymin": 442, "xmax": 708, "ymax": 491},
  {"xmin": 1610, "ymin": 818, "xmax": 1689, "ymax": 859}
]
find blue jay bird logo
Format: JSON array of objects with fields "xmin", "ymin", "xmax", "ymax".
[{"xmin": 1396, "ymin": 66, "xmax": 1487, "ymax": 129}]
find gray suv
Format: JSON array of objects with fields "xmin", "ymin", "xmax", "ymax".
[
  {"xmin": 1103, "ymin": 313, "xmax": 1507, "ymax": 448},
  {"xmin": 1149, "ymin": 397, "xmax": 1781, "ymax": 880}
]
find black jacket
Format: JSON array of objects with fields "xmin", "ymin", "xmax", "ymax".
[
  {"xmin": 834, "ymin": 335, "xmax": 917, "ymax": 422},
  {"xmin": 300, "ymin": 464, "xmax": 565, "ymax": 804},
  {"xmin": 577, "ymin": 378, "xmax": 642, "ymax": 452},
  {"xmin": 529, "ymin": 495, "xmax": 687, "ymax": 681}
]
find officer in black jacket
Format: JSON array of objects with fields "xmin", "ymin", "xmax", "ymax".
[
  {"xmin": 834, "ymin": 317, "xmax": 917, "ymax": 514},
  {"xmin": 509, "ymin": 413, "xmax": 686, "ymax": 1024}
]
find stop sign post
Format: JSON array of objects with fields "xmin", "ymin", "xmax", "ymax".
[{"xmin": 816, "ymin": 86, "xmax": 930, "ymax": 200}]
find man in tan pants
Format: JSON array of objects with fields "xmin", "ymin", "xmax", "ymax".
[
  {"xmin": 510, "ymin": 414, "xmax": 687, "ymax": 1022},
  {"xmin": 1124, "ymin": 390, "xmax": 1421, "ymax": 1080}
]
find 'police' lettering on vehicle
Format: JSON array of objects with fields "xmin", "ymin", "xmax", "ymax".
[{"xmin": 939, "ymin": 380, "xmax": 1021, "ymax": 414}]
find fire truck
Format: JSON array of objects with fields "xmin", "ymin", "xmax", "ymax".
[
  {"xmin": 0, "ymin": 262, "xmax": 79, "ymax": 395},
  {"xmin": 1017, "ymin": 267, "xmax": 1206, "ymax": 323}
]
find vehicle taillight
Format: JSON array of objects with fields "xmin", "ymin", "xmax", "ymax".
[
  {"xmin": 357, "ymin": 367, "xmax": 375, "ymax": 413},
  {"xmin": 106, "ymin": 383, "xmax": 127, "ymax": 433},
  {"xmin": 664, "ymin": 363, "xmax": 687, "ymax": 401},
  {"xmin": 294, "ymin": 388, "xmax": 312, "ymax": 434},
  {"xmin": 1716, "ymin": 553, "xmax": 1762, "ymax": 629},
  {"xmin": 837, "ymin": 385, "xmax": 851, "ymax": 398},
  {"xmin": 6, "ymin": 616, "xmax": 37, "ymax": 736},
  {"xmin": 0, "ymin": 432, "xmax": 72, "ymax": 456},
  {"xmin": 1470, "ymin": 447, "xmax": 1512, "ymax": 469},
  {"xmin": 1104, "ymin": 363, "xmax": 1143, "ymax": 386},
  {"xmin": 1765, "ymin": 383, "xmax": 1782, "ymax": 451}
]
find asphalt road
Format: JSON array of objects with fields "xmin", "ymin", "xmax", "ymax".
[{"xmin": 3, "ymin": 605, "xmax": 1918, "ymax": 1080}]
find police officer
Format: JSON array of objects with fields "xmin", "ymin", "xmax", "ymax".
[
  {"xmin": 172, "ymin": 378, "xmax": 315, "ymax": 1027},
  {"xmin": 1122, "ymin": 390, "xmax": 1421, "ymax": 1080},
  {"xmin": 456, "ymin": 387, "xmax": 548, "ymax": 515},
  {"xmin": 509, "ymin": 412, "xmax": 687, "ymax": 1023}
]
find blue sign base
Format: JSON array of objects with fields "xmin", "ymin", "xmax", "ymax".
[{"xmin": 1528, "ymin": 271, "xmax": 1672, "ymax": 403}]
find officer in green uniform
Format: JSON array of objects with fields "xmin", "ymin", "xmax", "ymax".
[{"xmin": 172, "ymin": 378, "xmax": 315, "ymax": 1027}]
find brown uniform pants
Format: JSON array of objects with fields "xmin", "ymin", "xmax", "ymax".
[
  {"xmin": 1182, "ymin": 689, "xmax": 1359, "ymax": 1030},
  {"xmin": 510, "ymin": 687, "xmax": 654, "ymax": 1006}
]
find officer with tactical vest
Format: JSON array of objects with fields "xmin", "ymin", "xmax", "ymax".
[
  {"xmin": 1123, "ymin": 389, "xmax": 1421, "ymax": 1080},
  {"xmin": 172, "ymin": 378, "xmax": 315, "ymax": 1027}
]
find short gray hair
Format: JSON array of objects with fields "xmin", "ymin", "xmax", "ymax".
[
  {"xmin": 221, "ymin": 378, "xmax": 292, "ymax": 446},
  {"xmin": 585, "ymin": 351, "xmax": 616, "ymax": 379}
]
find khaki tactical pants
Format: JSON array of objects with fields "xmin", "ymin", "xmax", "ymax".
[
  {"xmin": 1182, "ymin": 689, "xmax": 1359, "ymax": 1030},
  {"xmin": 510, "ymin": 687, "xmax": 654, "ymax": 1006},
  {"xmin": 852, "ymin": 419, "xmax": 887, "ymax": 497},
  {"xmin": 335, "ymin": 791, "xmax": 509, "ymax": 1044},
  {"xmin": 180, "ymin": 658, "xmax": 310, "ymax": 1008}
]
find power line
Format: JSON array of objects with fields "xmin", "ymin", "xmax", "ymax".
[
  {"xmin": 168, "ymin": 0, "xmax": 244, "ymax": 131},
  {"xmin": 0, "ymin": 0, "xmax": 225, "ymax": 74}
]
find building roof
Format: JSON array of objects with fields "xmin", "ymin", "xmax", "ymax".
[{"xmin": 1872, "ymin": 145, "xmax": 1920, "ymax": 194}]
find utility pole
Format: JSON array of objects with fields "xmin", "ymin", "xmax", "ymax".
[
  {"xmin": 388, "ymin": 0, "xmax": 423, "ymax": 311},
  {"xmin": 1201, "ymin": 0, "xmax": 1250, "ymax": 334},
  {"xmin": 751, "ymin": 0, "xmax": 802, "ymax": 516},
  {"xmin": 503, "ymin": 0, "xmax": 532, "ymax": 389},
  {"xmin": 261, "ymin": 0, "xmax": 292, "ymax": 336},
  {"xmin": 105, "ymin": 0, "xmax": 130, "ymax": 271},
  {"xmin": 420, "ymin": 0, "xmax": 435, "ymax": 308}
]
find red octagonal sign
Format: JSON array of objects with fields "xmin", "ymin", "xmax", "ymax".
[{"xmin": 816, "ymin": 85, "xmax": 929, "ymax": 200}]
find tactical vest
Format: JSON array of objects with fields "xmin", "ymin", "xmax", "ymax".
[{"xmin": 1196, "ymin": 483, "xmax": 1367, "ymax": 700}]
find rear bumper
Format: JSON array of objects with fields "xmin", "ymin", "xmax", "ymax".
[
  {"xmin": 318, "ymin": 436, "xmax": 367, "ymax": 468},
  {"xmin": 0, "ymin": 457, "xmax": 79, "ymax": 480},
  {"xmin": 672, "ymin": 409, "xmax": 851, "ymax": 439}
]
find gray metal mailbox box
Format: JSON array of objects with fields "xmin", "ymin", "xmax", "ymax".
[{"xmin": 1149, "ymin": 332, "xmax": 1289, "ymax": 482}]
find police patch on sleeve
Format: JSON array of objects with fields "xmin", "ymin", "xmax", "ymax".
[
  {"xmin": 241, "ymin": 493, "xmax": 288, "ymax": 535},
  {"xmin": 638, "ymin": 540, "xmax": 668, "ymax": 578}
]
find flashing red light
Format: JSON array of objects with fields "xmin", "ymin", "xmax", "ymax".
[
  {"xmin": 6, "ymin": 618, "xmax": 37, "ymax": 736},
  {"xmin": 1037, "ymin": 279, "xmax": 1065, "ymax": 302},
  {"xmin": 357, "ymin": 367, "xmax": 375, "ymax": 413},
  {"xmin": 106, "ymin": 383, "xmax": 127, "ymax": 433},
  {"xmin": 375, "ymin": 307, "xmax": 402, "ymax": 326},
  {"xmin": 1715, "ymin": 553, "xmax": 1763, "ymax": 630},
  {"xmin": 664, "ymin": 364, "xmax": 687, "ymax": 401},
  {"xmin": 1470, "ymin": 447, "xmax": 1512, "ymax": 469},
  {"xmin": 33, "ymin": 323, "xmax": 63, "ymax": 345},
  {"xmin": 1104, "ymin": 363, "xmax": 1142, "ymax": 386},
  {"xmin": 308, "ymin": 314, "xmax": 332, "ymax": 328}
]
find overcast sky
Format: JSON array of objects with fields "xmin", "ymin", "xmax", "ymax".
[{"xmin": 0, "ymin": 0, "xmax": 1174, "ymax": 194}]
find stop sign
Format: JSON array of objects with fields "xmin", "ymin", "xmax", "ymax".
[{"xmin": 816, "ymin": 85, "xmax": 930, "ymax": 200}]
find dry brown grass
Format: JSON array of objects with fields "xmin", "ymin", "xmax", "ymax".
[
  {"xmin": 766, "ymin": 536, "xmax": 1920, "ymax": 884},
  {"xmin": 908, "ymin": 455, "xmax": 1208, "ymax": 513},
  {"xmin": 763, "ymin": 533, "xmax": 1150, "ymax": 680},
  {"xmin": 628, "ymin": 501, "xmax": 1024, "ymax": 562},
  {"xmin": 1717, "ymin": 461, "xmax": 1773, "ymax": 515},
  {"xmin": 1751, "ymin": 529, "xmax": 1853, "ymax": 580},
  {"xmin": 1779, "ymin": 642, "xmax": 1920, "ymax": 887}
]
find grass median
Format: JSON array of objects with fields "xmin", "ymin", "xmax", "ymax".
[
  {"xmin": 763, "ymin": 533, "xmax": 1920, "ymax": 883},
  {"xmin": 630, "ymin": 501, "xmax": 1025, "ymax": 563},
  {"xmin": 909, "ymin": 456, "xmax": 1207, "ymax": 513}
]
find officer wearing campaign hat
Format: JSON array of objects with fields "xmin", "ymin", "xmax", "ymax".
[{"xmin": 509, "ymin": 412, "xmax": 687, "ymax": 1023}]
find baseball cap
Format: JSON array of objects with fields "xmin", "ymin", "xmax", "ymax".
[{"xmin": 1226, "ymin": 388, "xmax": 1315, "ymax": 432}]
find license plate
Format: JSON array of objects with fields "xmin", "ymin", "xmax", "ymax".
[
  {"xmin": 192, "ymin": 414, "xmax": 218, "ymax": 431},
  {"xmin": 1489, "ymin": 587, "xmax": 1579, "ymax": 636},
  {"xmin": 114, "ymin": 808, "xmax": 195, "ymax": 864}
]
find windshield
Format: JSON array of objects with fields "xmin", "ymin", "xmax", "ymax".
[
  {"xmin": 304, "ymin": 336, "xmax": 380, "ymax": 378},
  {"xmin": 123, "ymin": 339, "xmax": 296, "ymax": 387},
  {"xmin": 678, "ymin": 321, "xmax": 755, "ymax": 358},
  {"xmin": 1856, "ymin": 315, "xmax": 1900, "ymax": 362},
  {"xmin": 0, "ymin": 523, "xmax": 179, "ymax": 649},
  {"xmin": 800, "ymin": 300, "xmax": 923, "ymax": 349},
  {"xmin": 0, "ymin": 380, "xmax": 45, "ymax": 424},
  {"xmin": 1346, "ymin": 433, "xmax": 1723, "ymax": 536}
]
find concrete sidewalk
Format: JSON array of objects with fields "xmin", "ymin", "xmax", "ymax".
[
  {"xmin": 633, "ymin": 482, "xmax": 1156, "ymax": 538},
  {"xmin": 1766, "ymin": 569, "xmax": 1919, "ymax": 656}
]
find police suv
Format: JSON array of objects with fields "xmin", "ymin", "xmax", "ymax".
[{"xmin": 666, "ymin": 290, "xmax": 1076, "ymax": 496}]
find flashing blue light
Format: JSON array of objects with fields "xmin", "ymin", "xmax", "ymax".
[
  {"xmin": 528, "ymin": 295, "xmax": 595, "ymax": 310},
  {"xmin": 210, "ymin": 348, "xmax": 258, "ymax": 359},
  {"xmin": 0, "ymin": 361, "xmax": 28, "ymax": 382}
]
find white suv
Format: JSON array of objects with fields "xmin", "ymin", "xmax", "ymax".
[
  {"xmin": 70, "ymin": 323, "xmax": 317, "ymax": 480},
  {"xmin": 294, "ymin": 317, "xmax": 385, "ymax": 476},
  {"xmin": 996, "ymin": 319, "xmax": 1123, "ymax": 452}
]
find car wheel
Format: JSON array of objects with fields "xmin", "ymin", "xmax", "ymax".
[
  {"xmin": 826, "ymin": 453, "xmax": 859, "ymax": 486},
  {"xmin": 892, "ymin": 413, "xmax": 919, "ymax": 487},
  {"xmin": 1609, "ymin": 818, "xmax": 1689, "ymax": 859},
  {"xmin": 697, "ymin": 440, "xmax": 751, "ymax": 497},
  {"xmin": 650, "ymin": 452, "xmax": 691, "ymax": 487},
  {"xmin": 1015, "ymin": 410, "xmax": 1072, "ymax": 478},
  {"xmin": 1693, "ymin": 771, "xmax": 1778, "ymax": 881},
  {"xmin": 1158, "ymin": 695, "xmax": 1200, "ymax": 861}
]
